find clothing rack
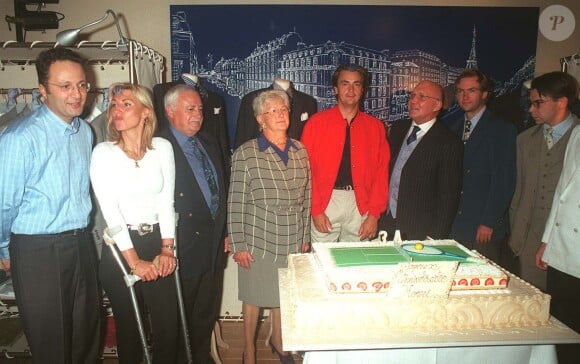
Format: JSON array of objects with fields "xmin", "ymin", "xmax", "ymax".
[
  {"xmin": 0, "ymin": 40, "xmax": 165, "ymax": 90},
  {"xmin": 560, "ymin": 52, "xmax": 580, "ymax": 72}
]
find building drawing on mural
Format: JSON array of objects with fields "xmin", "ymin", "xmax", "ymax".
[
  {"xmin": 170, "ymin": 10, "xmax": 535, "ymax": 126},
  {"xmin": 171, "ymin": 11, "xmax": 198, "ymax": 80}
]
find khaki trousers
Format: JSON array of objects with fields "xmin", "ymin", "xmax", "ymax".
[{"xmin": 311, "ymin": 189, "xmax": 365, "ymax": 243}]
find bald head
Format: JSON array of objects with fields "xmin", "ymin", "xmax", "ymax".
[{"xmin": 408, "ymin": 80, "xmax": 444, "ymax": 124}]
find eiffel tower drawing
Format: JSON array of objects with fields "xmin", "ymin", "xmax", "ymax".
[{"xmin": 465, "ymin": 25, "xmax": 478, "ymax": 70}]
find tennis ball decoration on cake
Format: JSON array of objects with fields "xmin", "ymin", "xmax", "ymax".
[{"xmin": 414, "ymin": 242, "xmax": 424, "ymax": 251}]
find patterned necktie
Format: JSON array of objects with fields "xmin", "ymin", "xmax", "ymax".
[
  {"xmin": 463, "ymin": 119, "xmax": 472, "ymax": 143},
  {"xmin": 406, "ymin": 125, "xmax": 421, "ymax": 145},
  {"xmin": 545, "ymin": 127, "xmax": 554, "ymax": 150},
  {"xmin": 190, "ymin": 137, "xmax": 219, "ymax": 217}
]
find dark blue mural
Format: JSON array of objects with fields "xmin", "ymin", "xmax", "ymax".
[{"xmin": 170, "ymin": 5, "xmax": 539, "ymax": 146}]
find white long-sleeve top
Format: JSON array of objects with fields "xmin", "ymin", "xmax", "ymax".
[{"xmin": 90, "ymin": 137, "xmax": 176, "ymax": 251}]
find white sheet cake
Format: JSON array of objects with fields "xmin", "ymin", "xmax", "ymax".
[
  {"xmin": 312, "ymin": 240, "xmax": 509, "ymax": 293},
  {"xmin": 286, "ymin": 252, "xmax": 550, "ymax": 332}
]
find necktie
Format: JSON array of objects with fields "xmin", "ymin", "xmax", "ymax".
[
  {"xmin": 406, "ymin": 125, "xmax": 421, "ymax": 145},
  {"xmin": 463, "ymin": 119, "xmax": 472, "ymax": 142},
  {"xmin": 190, "ymin": 137, "xmax": 219, "ymax": 217},
  {"xmin": 545, "ymin": 127, "xmax": 554, "ymax": 150}
]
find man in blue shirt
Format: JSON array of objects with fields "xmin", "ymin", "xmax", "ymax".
[
  {"xmin": 0, "ymin": 47, "xmax": 101, "ymax": 363},
  {"xmin": 158, "ymin": 85, "xmax": 229, "ymax": 364}
]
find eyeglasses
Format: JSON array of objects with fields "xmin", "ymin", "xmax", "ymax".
[
  {"xmin": 262, "ymin": 106, "xmax": 289, "ymax": 116},
  {"xmin": 48, "ymin": 81, "xmax": 91, "ymax": 93},
  {"xmin": 529, "ymin": 98, "xmax": 553, "ymax": 109},
  {"xmin": 455, "ymin": 87, "xmax": 481, "ymax": 95},
  {"xmin": 408, "ymin": 92, "xmax": 440, "ymax": 102}
]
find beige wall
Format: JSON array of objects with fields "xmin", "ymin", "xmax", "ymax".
[{"xmin": 1, "ymin": 0, "xmax": 578, "ymax": 81}]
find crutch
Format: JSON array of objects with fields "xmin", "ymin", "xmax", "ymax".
[
  {"xmin": 103, "ymin": 226, "xmax": 152, "ymax": 364},
  {"xmin": 173, "ymin": 213, "xmax": 193, "ymax": 364}
]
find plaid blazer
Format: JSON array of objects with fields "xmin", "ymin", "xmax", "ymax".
[{"xmin": 228, "ymin": 138, "xmax": 311, "ymax": 260}]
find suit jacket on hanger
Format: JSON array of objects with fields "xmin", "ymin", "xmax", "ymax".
[{"xmin": 234, "ymin": 83, "xmax": 317, "ymax": 149}]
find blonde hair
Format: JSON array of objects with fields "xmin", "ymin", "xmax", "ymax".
[{"xmin": 106, "ymin": 83, "xmax": 157, "ymax": 152}]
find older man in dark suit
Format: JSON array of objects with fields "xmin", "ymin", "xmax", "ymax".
[
  {"xmin": 448, "ymin": 69, "xmax": 516, "ymax": 263},
  {"xmin": 379, "ymin": 80, "xmax": 463, "ymax": 240},
  {"xmin": 157, "ymin": 85, "xmax": 228, "ymax": 364}
]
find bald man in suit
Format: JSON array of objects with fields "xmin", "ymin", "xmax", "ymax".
[{"xmin": 380, "ymin": 80, "xmax": 463, "ymax": 240}]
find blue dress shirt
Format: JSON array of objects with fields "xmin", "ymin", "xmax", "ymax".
[
  {"xmin": 0, "ymin": 104, "xmax": 93, "ymax": 259},
  {"xmin": 544, "ymin": 112, "xmax": 575, "ymax": 145},
  {"xmin": 170, "ymin": 126, "xmax": 219, "ymax": 214},
  {"xmin": 257, "ymin": 133, "xmax": 297, "ymax": 166},
  {"xmin": 464, "ymin": 105, "xmax": 486, "ymax": 134}
]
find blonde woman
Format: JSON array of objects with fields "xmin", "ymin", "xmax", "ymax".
[{"xmin": 90, "ymin": 83, "xmax": 179, "ymax": 364}]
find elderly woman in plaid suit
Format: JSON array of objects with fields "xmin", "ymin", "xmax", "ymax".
[{"xmin": 228, "ymin": 89, "xmax": 311, "ymax": 364}]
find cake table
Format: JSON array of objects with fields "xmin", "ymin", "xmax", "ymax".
[{"xmin": 279, "ymin": 253, "xmax": 580, "ymax": 364}]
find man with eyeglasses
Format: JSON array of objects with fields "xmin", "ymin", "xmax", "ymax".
[
  {"xmin": 302, "ymin": 64, "xmax": 389, "ymax": 242},
  {"xmin": 509, "ymin": 71, "xmax": 579, "ymax": 293},
  {"xmin": 448, "ymin": 69, "xmax": 516, "ymax": 264},
  {"xmin": 0, "ymin": 47, "xmax": 101, "ymax": 363},
  {"xmin": 536, "ymin": 125, "xmax": 580, "ymax": 364},
  {"xmin": 379, "ymin": 80, "xmax": 463, "ymax": 240}
]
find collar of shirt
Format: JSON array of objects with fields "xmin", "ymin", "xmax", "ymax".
[
  {"xmin": 465, "ymin": 105, "xmax": 486, "ymax": 131},
  {"xmin": 40, "ymin": 104, "xmax": 82, "ymax": 136},
  {"xmin": 170, "ymin": 125, "xmax": 192, "ymax": 150},
  {"xmin": 409, "ymin": 117, "xmax": 437, "ymax": 141},
  {"xmin": 544, "ymin": 112, "xmax": 574, "ymax": 141},
  {"xmin": 257, "ymin": 133, "xmax": 297, "ymax": 152}
]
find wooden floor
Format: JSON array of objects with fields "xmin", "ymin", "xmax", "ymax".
[
  {"xmin": 217, "ymin": 320, "xmax": 303, "ymax": 364},
  {"xmin": 0, "ymin": 320, "xmax": 302, "ymax": 364}
]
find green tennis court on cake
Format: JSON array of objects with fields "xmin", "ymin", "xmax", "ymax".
[
  {"xmin": 330, "ymin": 246, "xmax": 409, "ymax": 266},
  {"xmin": 330, "ymin": 245, "xmax": 471, "ymax": 267}
]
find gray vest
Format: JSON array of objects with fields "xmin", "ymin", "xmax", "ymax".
[{"xmin": 528, "ymin": 131, "xmax": 573, "ymax": 239}]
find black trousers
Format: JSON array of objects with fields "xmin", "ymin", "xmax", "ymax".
[
  {"xmin": 100, "ymin": 228, "xmax": 179, "ymax": 364},
  {"xmin": 10, "ymin": 231, "xmax": 101, "ymax": 364},
  {"xmin": 178, "ymin": 270, "xmax": 218, "ymax": 364},
  {"xmin": 461, "ymin": 239, "xmax": 503, "ymax": 263},
  {"xmin": 378, "ymin": 212, "xmax": 397, "ymax": 240},
  {"xmin": 547, "ymin": 266, "xmax": 580, "ymax": 364}
]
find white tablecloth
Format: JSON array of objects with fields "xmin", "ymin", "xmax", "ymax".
[{"xmin": 303, "ymin": 344, "xmax": 557, "ymax": 364}]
